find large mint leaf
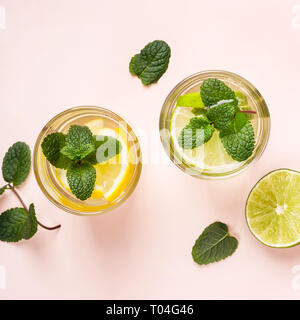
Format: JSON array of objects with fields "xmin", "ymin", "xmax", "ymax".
[
  {"xmin": 61, "ymin": 125, "xmax": 95, "ymax": 161},
  {"xmin": 178, "ymin": 115, "xmax": 214, "ymax": 149},
  {"xmin": 0, "ymin": 205, "xmax": 37, "ymax": 242},
  {"xmin": 192, "ymin": 222, "xmax": 238, "ymax": 265},
  {"xmin": 220, "ymin": 111, "xmax": 255, "ymax": 162},
  {"xmin": 207, "ymin": 101, "xmax": 238, "ymax": 131},
  {"xmin": 2, "ymin": 142, "xmax": 31, "ymax": 186},
  {"xmin": 200, "ymin": 78, "xmax": 238, "ymax": 107},
  {"xmin": 129, "ymin": 40, "xmax": 171, "ymax": 85},
  {"xmin": 41, "ymin": 132, "xmax": 72, "ymax": 169},
  {"xmin": 67, "ymin": 163, "xmax": 96, "ymax": 201}
]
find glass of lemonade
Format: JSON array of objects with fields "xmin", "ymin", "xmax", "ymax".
[
  {"xmin": 159, "ymin": 70, "xmax": 270, "ymax": 179},
  {"xmin": 33, "ymin": 106, "xmax": 142, "ymax": 215}
]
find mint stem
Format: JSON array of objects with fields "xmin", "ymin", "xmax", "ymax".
[
  {"xmin": 7, "ymin": 184, "xmax": 61, "ymax": 231},
  {"xmin": 240, "ymin": 110, "xmax": 257, "ymax": 114}
]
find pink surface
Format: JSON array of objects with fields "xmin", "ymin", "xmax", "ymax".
[{"xmin": 1, "ymin": 0, "xmax": 300, "ymax": 300}]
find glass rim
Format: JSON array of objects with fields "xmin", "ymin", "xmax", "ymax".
[
  {"xmin": 33, "ymin": 105, "xmax": 142, "ymax": 216},
  {"xmin": 159, "ymin": 70, "xmax": 271, "ymax": 179}
]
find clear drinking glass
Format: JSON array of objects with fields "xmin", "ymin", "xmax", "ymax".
[
  {"xmin": 159, "ymin": 71, "xmax": 270, "ymax": 179},
  {"xmin": 33, "ymin": 106, "xmax": 142, "ymax": 215}
]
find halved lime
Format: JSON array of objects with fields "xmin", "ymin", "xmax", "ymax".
[
  {"xmin": 246, "ymin": 169, "xmax": 300, "ymax": 248},
  {"xmin": 170, "ymin": 106, "xmax": 238, "ymax": 171}
]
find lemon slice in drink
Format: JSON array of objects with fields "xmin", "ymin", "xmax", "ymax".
[
  {"xmin": 55, "ymin": 127, "xmax": 132, "ymax": 202},
  {"xmin": 246, "ymin": 169, "xmax": 300, "ymax": 248},
  {"xmin": 170, "ymin": 106, "xmax": 237, "ymax": 171},
  {"xmin": 93, "ymin": 128, "xmax": 132, "ymax": 202}
]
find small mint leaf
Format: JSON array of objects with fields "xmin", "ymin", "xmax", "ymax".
[
  {"xmin": 192, "ymin": 222, "xmax": 238, "ymax": 265},
  {"xmin": 41, "ymin": 132, "xmax": 72, "ymax": 169},
  {"xmin": 178, "ymin": 115, "xmax": 214, "ymax": 149},
  {"xmin": 200, "ymin": 78, "xmax": 238, "ymax": 107},
  {"xmin": 61, "ymin": 125, "xmax": 95, "ymax": 161},
  {"xmin": 67, "ymin": 163, "xmax": 96, "ymax": 201},
  {"xmin": 207, "ymin": 101, "xmax": 239, "ymax": 131},
  {"xmin": 2, "ymin": 142, "xmax": 31, "ymax": 186},
  {"xmin": 0, "ymin": 206, "xmax": 37, "ymax": 242},
  {"xmin": 177, "ymin": 93, "xmax": 205, "ymax": 108},
  {"xmin": 220, "ymin": 112, "xmax": 255, "ymax": 162},
  {"xmin": 129, "ymin": 40, "xmax": 171, "ymax": 85}
]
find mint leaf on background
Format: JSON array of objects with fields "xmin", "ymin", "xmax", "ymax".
[
  {"xmin": 177, "ymin": 93, "xmax": 205, "ymax": 108},
  {"xmin": 0, "ymin": 205, "xmax": 38, "ymax": 242},
  {"xmin": 220, "ymin": 112, "xmax": 255, "ymax": 162},
  {"xmin": 2, "ymin": 142, "xmax": 31, "ymax": 186},
  {"xmin": 41, "ymin": 132, "xmax": 71, "ymax": 169},
  {"xmin": 61, "ymin": 125, "xmax": 95, "ymax": 161},
  {"xmin": 200, "ymin": 78, "xmax": 238, "ymax": 107},
  {"xmin": 178, "ymin": 115, "xmax": 214, "ymax": 149},
  {"xmin": 192, "ymin": 222, "xmax": 238, "ymax": 265},
  {"xmin": 67, "ymin": 163, "xmax": 96, "ymax": 201},
  {"xmin": 129, "ymin": 40, "xmax": 171, "ymax": 85},
  {"xmin": 207, "ymin": 101, "xmax": 238, "ymax": 131}
]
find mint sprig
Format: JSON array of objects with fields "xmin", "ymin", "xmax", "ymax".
[
  {"xmin": 129, "ymin": 40, "xmax": 171, "ymax": 85},
  {"xmin": 41, "ymin": 125, "xmax": 122, "ymax": 201},
  {"xmin": 0, "ymin": 142, "xmax": 61, "ymax": 243},
  {"xmin": 192, "ymin": 222, "xmax": 238, "ymax": 265},
  {"xmin": 177, "ymin": 78, "xmax": 256, "ymax": 162}
]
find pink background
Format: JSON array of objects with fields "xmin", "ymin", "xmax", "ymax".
[{"xmin": 1, "ymin": 0, "xmax": 300, "ymax": 300}]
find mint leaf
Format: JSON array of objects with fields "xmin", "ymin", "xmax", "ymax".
[
  {"xmin": 129, "ymin": 40, "xmax": 171, "ymax": 85},
  {"xmin": 220, "ymin": 112, "xmax": 255, "ymax": 161},
  {"xmin": 67, "ymin": 163, "xmax": 96, "ymax": 201},
  {"xmin": 2, "ymin": 142, "xmax": 31, "ymax": 186},
  {"xmin": 177, "ymin": 93, "xmax": 205, "ymax": 108},
  {"xmin": 0, "ymin": 205, "xmax": 38, "ymax": 242},
  {"xmin": 200, "ymin": 78, "xmax": 238, "ymax": 107},
  {"xmin": 207, "ymin": 101, "xmax": 238, "ymax": 131},
  {"xmin": 41, "ymin": 132, "xmax": 72, "ymax": 169},
  {"xmin": 178, "ymin": 115, "xmax": 214, "ymax": 149},
  {"xmin": 192, "ymin": 222, "xmax": 238, "ymax": 265},
  {"xmin": 61, "ymin": 125, "xmax": 95, "ymax": 161}
]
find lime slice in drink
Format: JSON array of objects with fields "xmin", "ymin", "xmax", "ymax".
[
  {"xmin": 246, "ymin": 169, "xmax": 300, "ymax": 248},
  {"xmin": 170, "ymin": 106, "xmax": 238, "ymax": 171}
]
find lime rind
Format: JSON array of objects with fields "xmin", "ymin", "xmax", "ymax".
[{"xmin": 246, "ymin": 169, "xmax": 300, "ymax": 248}]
